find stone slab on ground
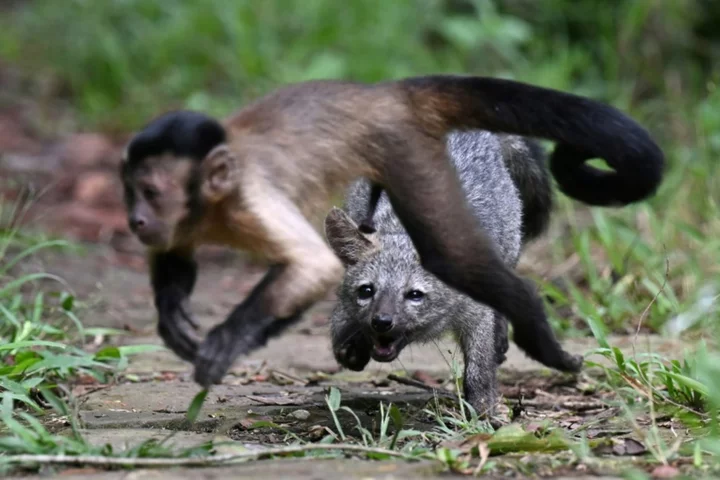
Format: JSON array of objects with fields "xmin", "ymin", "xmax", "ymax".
[
  {"xmin": 75, "ymin": 429, "xmax": 233, "ymax": 452},
  {"xmin": 79, "ymin": 381, "xmax": 439, "ymax": 432},
  {"xmin": 7, "ymin": 458, "xmax": 448, "ymax": 480}
]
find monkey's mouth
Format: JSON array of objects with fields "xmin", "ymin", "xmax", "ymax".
[
  {"xmin": 134, "ymin": 231, "xmax": 166, "ymax": 248},
  {"xmin": 371, "ymin": 335, "xmax": 406, "ymax": 362}
]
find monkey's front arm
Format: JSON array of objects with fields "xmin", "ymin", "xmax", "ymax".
[{"xmin": 149, "ymin": 249, "xmax": 201, "ymax": 362}]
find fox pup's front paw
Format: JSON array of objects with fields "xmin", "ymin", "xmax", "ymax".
[{"xmin": 333, "ymin": 332, "xmax": 372, "ymax": 371}]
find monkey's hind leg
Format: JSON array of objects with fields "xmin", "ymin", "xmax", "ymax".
[
  {"xmin": 382, "ymin": 136, "xmax": 582, "ymax": 373},
  {"xmin": 193, "ymin": 185, "xmax": 344, "ymax": 387}
]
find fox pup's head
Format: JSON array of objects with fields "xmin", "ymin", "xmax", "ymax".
[{"xmin": 324, "ymin": 207, "xmax": 460, "ymax": 370}]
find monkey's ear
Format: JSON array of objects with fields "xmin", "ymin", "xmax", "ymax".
[
  {"xmin": 324, "ymin": 207, "xmax": 379, "ymax": 266},
  {"xmin": 201, "ymin": 144, "xmax": 234, "ymax": 202}
]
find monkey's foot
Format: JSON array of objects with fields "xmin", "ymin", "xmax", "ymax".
[{"xmin": 555, "ymin": 351, "xmax": 584, "ymax": 373}]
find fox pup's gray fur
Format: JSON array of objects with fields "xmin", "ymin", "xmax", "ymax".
[{"xmin": 324, "ymin": 129, "xmax": 552, "ymax": 414}]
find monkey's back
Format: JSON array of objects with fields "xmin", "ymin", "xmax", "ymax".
[
  {"xmin": 220, "ymin": 80, "xmax": 413, "ymax": 218},
  {"xmin": 343, "ymin": 129, "xmax": 524, "ymax": 267}
]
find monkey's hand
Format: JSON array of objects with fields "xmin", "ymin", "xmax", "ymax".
[
  {"xmin": 149, "ymin": 249, "xmax": 200, "ymax": 363},
  {"xmin": 156, "ymin": 291, "xmax": 200, "ymax": 362},
  {"xmin": 193, "ymin": 308, "xmax": 299, "ymax": 387}
]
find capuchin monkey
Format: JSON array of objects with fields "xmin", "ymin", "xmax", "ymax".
[{"xmin": 118, "ymin": 75, "xmax": 665, "ymax": 388}]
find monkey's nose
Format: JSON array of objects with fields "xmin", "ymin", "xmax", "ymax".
[
  {"xmin": 371, "ymin": 314, "xmax": 393, "ymax": 333},
  {"xmin": 129, "ymin": 215, "xmax": 147, "ymax": 231}
]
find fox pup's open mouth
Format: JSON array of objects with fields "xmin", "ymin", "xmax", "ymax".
[{"xmin": 371, "ymin": 335, "xmax": 407, "ymax": 362}]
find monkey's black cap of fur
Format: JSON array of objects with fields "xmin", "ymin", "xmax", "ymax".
[{"xmin": 126, "ymin": 110, "xmax": 226, "ymax": 166}]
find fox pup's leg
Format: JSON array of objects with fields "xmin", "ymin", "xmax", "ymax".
[
  {"xmin": 193, "ymin": 184, "xmax": 344, "ymax": 387},
  {"xmin": 381, "ymin": 136, "xmax": 582, "ymax": 373},
  {"xmin": 494, "ymin": 312, "xmax": 509, "ymax": 365},
  {"xmin": 455, "ymin": 307, "xmax": 500, "ymax": 415}
]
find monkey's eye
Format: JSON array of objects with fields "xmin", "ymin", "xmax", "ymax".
[
  {"xmin": 405, "ymin": 290, "xmax": 425, "ymax": 301},
  {"xmin": 123, "ymin": 185, "xmax": 135, "ymax": 202},
  {"xmin": 142, "ymin": 186, "xmax": 160, "ymax": 201},
  {"xmin": 357, "ymin": 284, "xmax": 375, "ymax": 300}
]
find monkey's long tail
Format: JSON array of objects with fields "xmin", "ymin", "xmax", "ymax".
[{"xmin": 402, "ymin": 75, "xmax": 665, "ymax": 207}]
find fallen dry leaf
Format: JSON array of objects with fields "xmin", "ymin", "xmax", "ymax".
[
  {"xmin": 412, "ymin": 370, "xmax": 441, "ymax": 385},
  {"xmin": 307, "ymin": 424, "xmax": 333, "ymax": 441},
  {"xmin": 651, "ymin": 465, "xmax": 679, "ymax": 478},
  {"xmin": 234, "ymin": 416, "xmax": 274, "ymax": 430},
  {"xmin": 595, "ymin": 437, "xmax": 647, "ymax": 456},
  {"xmin": 154, "ymin": 372, "xmax": 177, "ymax": 382},
  {"xmin": 74, "ymin": 374, "xmax": 100, "ymax": 385},
  {"xmin": 473, "ymin": 442, "xmax": 490, "ymax": 475},
  {"xmin": 60, "ymin": 468, "xmax": 101, "ymax": 475}
]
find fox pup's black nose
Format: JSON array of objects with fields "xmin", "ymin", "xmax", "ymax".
[{"xmin": 371, "ymin": 314, "xmax": 393, "ymax": 333}]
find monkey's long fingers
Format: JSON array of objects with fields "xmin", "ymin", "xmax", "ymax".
[
  {"xmin": 178, "ymin": 304, "xmax": 200, "ymax": 330},
  {"xmin": 193, "ymin": 322, "xmax": 242, "ymax": 387},
  {"xmin": 194, "ymin": 312, "xmax": 302, "ymax": 387},
  {"xmin": 158, "ymin": 311, "xmax": 199, "ymax": 362}
]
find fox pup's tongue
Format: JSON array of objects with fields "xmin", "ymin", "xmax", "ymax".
[
  {"xmin": 373, "ymin": 344, "xmax": 394, "ymax": 357},
  {"xmin": 372, "ymin": 338, "xmax": 399, "ymax": 361}
]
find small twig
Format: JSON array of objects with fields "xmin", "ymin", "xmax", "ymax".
[
  {"xmin": 387, "ymin": 374, "xmax": 453, "ymax": 398},
  {"xmin": 76, "ymin": 383, "xmax": 116, "ymax": 399},
  {"xmin": 269, "ymin": 369, "xmax": 306, "ymax": 385},
  {"xmin": 633, "ymin": 249, "xmax": 670, "ymax": 348},
  {"xmin": 0, "ymin": 444, "xmax": 430, "ymax": 468},
  {"xmin": 516, "ymin": 398, "xmax": 607, "ymax": 412}
]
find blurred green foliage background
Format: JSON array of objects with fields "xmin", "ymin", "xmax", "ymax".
[
  {"xmin": 1, "ymin": 0, "xmax": 719, "ymax": 336},
  {"xmin": 1, "ymin": 0, "xmax": 718, "ymax": 135}
]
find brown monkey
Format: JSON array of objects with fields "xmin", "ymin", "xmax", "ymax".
[{"xmin": 119, "ymin": 75, "xmax": 665, "ymax": 388}]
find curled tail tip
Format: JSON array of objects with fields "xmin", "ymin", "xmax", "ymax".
[{"xmin": 549, "ymin": 135, "xmax": 666, "ymax": 207}]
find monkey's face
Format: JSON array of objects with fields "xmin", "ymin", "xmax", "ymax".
[{"xmin": 120, "ymin": 155, "xmax": 197, "ymax": 250}]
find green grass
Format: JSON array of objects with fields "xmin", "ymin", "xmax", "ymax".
[{"xmin": 0, "ymin": 193, "xmax": 169, "ymax": 472}]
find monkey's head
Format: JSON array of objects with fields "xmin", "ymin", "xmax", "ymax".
[
  {"xmin": 325, "ymin": 207, "xmax": 459, "ymax": 368},
  {"xmin": 120, "ymin": 110, "xmax": 236, "ymax": 250}
]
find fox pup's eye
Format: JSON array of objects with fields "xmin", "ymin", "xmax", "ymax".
[
  {"xmin": 405, "ymin": 290, "xmax": 425, "ymax": 301},
  {"xmin": 357, "ymin": 284, "xmax": 375, "ymax": 300}
]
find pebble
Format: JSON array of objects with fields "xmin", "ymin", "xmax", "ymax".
[{"xmin": 290, "ymin": 409, "xmax": 311, "ymax": 421}]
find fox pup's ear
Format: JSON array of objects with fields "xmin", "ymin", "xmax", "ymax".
[{"xmin": 324, "ymin": 207, "xmax": 379, "ymax": 266}]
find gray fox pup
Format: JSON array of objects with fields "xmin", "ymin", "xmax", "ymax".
[{"xmin": 324, "ymin": 130, "xmax": 553, "ymax": 414}]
